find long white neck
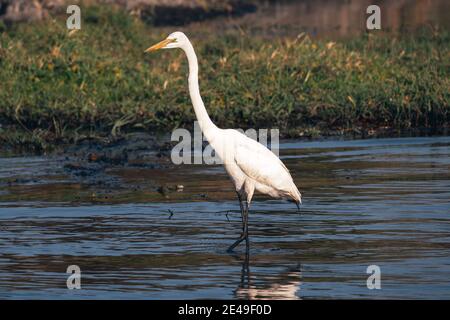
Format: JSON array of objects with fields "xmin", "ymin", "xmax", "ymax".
[{"xmin": 181, "ymin": 40, "xmax": 217, "ymax": 141}]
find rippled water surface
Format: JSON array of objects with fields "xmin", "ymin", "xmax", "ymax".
[{"xmin": 0, "ymin": 136, "xmax": 449, "ymax": 299}]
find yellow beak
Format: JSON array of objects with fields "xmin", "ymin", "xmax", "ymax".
[{"xmin": 145, "ymin": 38, "xmax": 176, "ymax": 53}]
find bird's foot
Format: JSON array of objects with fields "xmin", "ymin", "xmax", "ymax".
[{"xmin": 227, "ymin": 233, "xmax": 247, "ymax": 253}]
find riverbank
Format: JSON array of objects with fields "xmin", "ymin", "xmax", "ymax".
[{"xmin": 0, "ymin": 6, "xmax": 449, "ymax": 152}]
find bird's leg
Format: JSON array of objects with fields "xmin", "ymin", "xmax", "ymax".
[
  {"xmin": 227, "ymin": 203, "xmax": 250, "ymax": 252},
  {"xmin": 227, "ymin": 229, "xmax": 246, "ymax": 252},
  {"xmin": 227, "ymin": 194, "xmax": 246, "ymax": 252},
  {"xmin": 237, "ymin": 192, "xmax": 245, "ymax": 232},
  {"xmin": 243, "ymin": 200, "xmax": 250, "ymax": 251}
]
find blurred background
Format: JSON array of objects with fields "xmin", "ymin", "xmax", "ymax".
[{"xmin": 1, "ymin": 0, "xmax": 449, "ymax": 38}]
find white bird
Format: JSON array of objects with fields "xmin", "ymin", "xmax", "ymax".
[{"xmin": 145, "ymin": 32, "xmax": 301, "ymax": 252}]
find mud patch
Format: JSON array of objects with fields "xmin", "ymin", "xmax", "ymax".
[{"xmin": 0, "ymin": 132, "xmax": 185, "ymax": 204}]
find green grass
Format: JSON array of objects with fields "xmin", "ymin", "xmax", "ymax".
[{"xmin": 0, "ymin": 6, "xmax": 449, "ymax": 151}]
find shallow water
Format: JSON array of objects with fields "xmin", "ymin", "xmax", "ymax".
[{"xmin": 0, "ymin": 136, "xmax": 449, "ymax": 299}]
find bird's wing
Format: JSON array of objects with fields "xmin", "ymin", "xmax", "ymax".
[{"xmin": 231, "ymin": 130, "xmax": 295, "ymax": 191}]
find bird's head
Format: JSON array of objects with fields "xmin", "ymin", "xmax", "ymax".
[{"xmin": 145, "ymin": 31, "xmax": 188, "ymax": 53}]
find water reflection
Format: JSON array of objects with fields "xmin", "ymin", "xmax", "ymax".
[
  {"xmin": 235, "ymin": 251, "xmax": 302, "ymax": 300},
  {"xmin": 187, "ymin": 0, "xmax": 449, "ymax": 39}
]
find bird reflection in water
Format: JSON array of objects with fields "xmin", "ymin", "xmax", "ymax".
[{"xmin": 234, "ymin": 250, "xmax": 302, "ymax": 300}]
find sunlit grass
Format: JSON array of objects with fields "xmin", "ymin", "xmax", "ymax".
[{"xmin": 0, "ymin": 5, "xmax": 448, "ymax": 151}]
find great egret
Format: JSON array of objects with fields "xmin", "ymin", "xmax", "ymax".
[{"xmin": 146, "ymin": 32, "xmax": 301, "ymax": 252}]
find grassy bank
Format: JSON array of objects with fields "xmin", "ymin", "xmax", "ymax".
[{"xmin": 0, "ymin": 6, "xmax": 449, "ymax": 151}]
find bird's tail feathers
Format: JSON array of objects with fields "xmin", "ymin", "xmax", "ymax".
[
  {"xmin": 287, "ymin": 184, "xmax": 302, "ymax": 212},
  {"xmin": 290, "ymin": 184, "xmax": 302, "ymax": 204}
]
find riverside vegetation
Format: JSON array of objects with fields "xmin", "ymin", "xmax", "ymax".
[{"xmin": 0, "ymin": 6, "xmax": 448, "ymax": 151}]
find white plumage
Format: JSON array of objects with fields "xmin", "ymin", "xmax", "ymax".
[{"xmin": 146, "ymin": 31, "xmax": 301, "ymax": 251}]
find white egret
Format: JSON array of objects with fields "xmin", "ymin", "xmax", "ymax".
[{"xmin": 146, "ymin": 32, "xmax": 301, "ymax": 252}]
